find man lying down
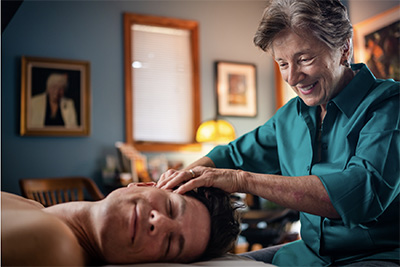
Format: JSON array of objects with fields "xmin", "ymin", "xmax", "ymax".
[{"xmin": 1, "ymin": 183, "xmax": 241, "ymax": 266}]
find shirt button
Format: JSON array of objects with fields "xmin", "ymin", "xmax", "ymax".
[
  {"xmin": 322, "ymin": 143, "xmax": 328, "ymax": 150},
  {"xmin": 306, "ymin": 166, "xmax": 310, "ymax": 171}
]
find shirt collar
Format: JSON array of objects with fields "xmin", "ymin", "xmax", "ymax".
[
  {"xmin": 331, "ymin": 63, "xmax": 375, "ymax": 118},
  {"xmin": 296, "ymin": 63, "xmax": 376, "ymax": 118}
]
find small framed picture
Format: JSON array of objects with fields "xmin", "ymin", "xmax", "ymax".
[
  {"xmin": 353, "ymin": 6, "xmax": 400, "ymax": 80},
  {"xmin": 20, "ymin": 56, "xmax": 91, "ymax": 136},
  {"xmin": 216, "ymin": 61, "xmax": 257, "ymax": 117}
]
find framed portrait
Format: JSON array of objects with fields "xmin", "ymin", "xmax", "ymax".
[
  {"xmin": 20, "ymin": 56, "xmax": 90, "ymax": 136},
  {"xmin": 216, "ymin": 61, "xmax": 257, "ymax": 117},
  {"xmin": 353, "ymin": 6, "xmax": 400, "ymax": 81},
  {"xmin": 274, "ymin": 62, "xmax": 297, "ymax": 110}
]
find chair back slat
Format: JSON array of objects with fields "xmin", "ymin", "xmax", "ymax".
[
  {"xmin": 77, "ymin": 188, "xmax": 84, "ymax": 201},
  {"xmin": 19, "ymin": 177, "xmax": 104, "ymax": 207},
  {"xmin": 38, "ymin": 192, "xmax": 46, "ymax": 205},
  {"xmin": 63, "ymin": 190, "xmax": 70, "ymax": 202},
  {"xmin": 50, "ymin": 191, "xmax": 57, "ymax": 205}
]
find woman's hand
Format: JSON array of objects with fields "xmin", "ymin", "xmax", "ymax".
[{"xmin": 156, "ymin": 166, "xmax": 245, "ymax": 194}]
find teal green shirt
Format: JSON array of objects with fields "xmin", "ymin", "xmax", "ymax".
[{"xmin": 207, "ymin": 64, "xmax": 400, "ymax": 266}]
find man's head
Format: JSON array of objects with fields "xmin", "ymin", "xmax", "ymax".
[
  {"xmin": 93, "ymin": 185, "xmax": 240, "ymax": 264},
  {"xmin": 185, "ymin": 187, "xmax": 241, "ymax": 260}
]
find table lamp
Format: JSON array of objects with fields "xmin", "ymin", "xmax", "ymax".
[{"xmin": 196, "ymin": 119, "xmax": 236, "ymax": 144}]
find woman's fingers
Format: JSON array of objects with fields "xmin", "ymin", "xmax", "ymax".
[
  {"xmin": 156, "ymin": 169, "xmax": 193, "ymax": 190},
  {"xmin": 157, "ymin": 167, "xmax": 243, "ymax": 194},
  {"xmin": 174, "ymin": 177, "xmax": 208, "ymax": 194}
]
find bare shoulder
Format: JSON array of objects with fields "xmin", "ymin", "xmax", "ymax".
[
  {"xmin": 1, "ymin": 191, "xmax": 45, "ymax": 210},
  {"xmin": 2, "ymin": 202, "xmax": 85, "ymax": 266}
]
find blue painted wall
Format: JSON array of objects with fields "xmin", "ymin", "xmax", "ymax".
[
  {"xmin": 2, "ymin": 0, "xmax": 273, "ymax": 195},
  {"xmin": 2, "ymin": 0, "xmax": 397, "ymax": 195}
]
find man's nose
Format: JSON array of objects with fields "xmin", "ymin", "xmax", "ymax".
[{"xmin": 148, "ymin": 210, "xmax": 175, "ymax": 236}]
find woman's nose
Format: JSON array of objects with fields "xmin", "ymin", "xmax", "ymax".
[
  {"xmin": 286, "ymin": 64, "xmax": 304, "ymax": 86},
  {"xmin": 148, "ymin": 210, "xmax": 175, "ymax": 236}
]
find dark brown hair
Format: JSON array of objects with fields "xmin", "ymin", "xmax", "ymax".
[{"xmin": 185, "ymin": 187, "xmax": 241, "ymax": 260}]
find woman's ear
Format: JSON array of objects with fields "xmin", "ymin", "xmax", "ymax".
[{"xmin": 341, "ymin": 39, "xmax": 352, "ymax": 64}]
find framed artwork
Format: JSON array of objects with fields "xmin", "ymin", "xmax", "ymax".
[
  {"xmin": 274, "ymin": 62, "xmax": 297, "ymax": 110},
  {"xmin": 216, "ymin": 61, "xmax": 257, "ymax": 117},
  {"xmin": 353, "ymin": 6, "xmax": 400, "ymax": 80},
  {"xmin": 20, "ymin": 56, "xmax": 91, "ymax": 136}
]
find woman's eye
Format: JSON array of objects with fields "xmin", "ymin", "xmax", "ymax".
[
  {"xmin": 279, "ymin": 63, "xmax": 288, "ymax": 69},
  {"xmin": 300, "ymin": 57, "xmax": 314, "ymax": 64}
]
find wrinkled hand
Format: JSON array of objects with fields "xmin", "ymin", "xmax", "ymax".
[{"xmin": 156, "ymin": 166, "xmax": 243, "ymax": 194}]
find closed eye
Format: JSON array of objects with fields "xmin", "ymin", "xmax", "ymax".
[
  {"xmin": 279, "ymin": 62, "xmax": 288, "ymax": 69},
  {"xmin": 169, "ymin": 199, "xmax": 173, "ymax": 218},
  {"xmin": 299, "ymin": 56, "xmax": 315, "ymax": 64}
]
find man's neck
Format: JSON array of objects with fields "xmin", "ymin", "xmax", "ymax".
[{"xmin": 43, "ymin": 202, "xmax": 105, "ymax": 264}]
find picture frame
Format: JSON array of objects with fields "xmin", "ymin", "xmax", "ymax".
[
  {"xmin": 20, "ymin": 56, "xmax": 91, "ymax": 136},
  {"xmin": 274, "ymin": 62, "xmax": 297, "ymax": 110},
  {"xmin": 216, "ymin": 61, "xmax": 257, "ymax": 117},
  {"xmin": 353, "ymin": 6, "xmax": 400, "ymax": 80}
]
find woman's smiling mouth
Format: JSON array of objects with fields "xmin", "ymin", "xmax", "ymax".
[{"xmin": 298, "ymin": 82, "xmax": 318, "ymax": 95}]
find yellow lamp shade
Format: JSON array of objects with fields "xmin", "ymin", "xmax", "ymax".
[{"xmin": 196, "ymin": 120, "xmax": 236, "ymax": 143}]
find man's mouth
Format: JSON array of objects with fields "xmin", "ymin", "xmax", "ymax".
[{"xmin": 298, "ymin": 82, "xmax": 318, "ymax": 95}]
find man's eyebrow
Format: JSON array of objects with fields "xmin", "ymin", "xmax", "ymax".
[{"xmin": 178, "ymin": 194, "xmax": 187, "ymax": 216}]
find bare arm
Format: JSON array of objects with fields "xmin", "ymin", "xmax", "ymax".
[{"xmin": 241, "ymin": 171, "xmax": 339, "ymax": 219}]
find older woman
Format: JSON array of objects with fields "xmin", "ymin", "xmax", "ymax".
[{"xmin": 157, "ymin": 0, "xmax": 399, "ymax": 266}]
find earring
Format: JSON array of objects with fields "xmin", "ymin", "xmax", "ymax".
[{"xmin": 343, "ymin": 60, "xmax": 350, "ymax": 68}]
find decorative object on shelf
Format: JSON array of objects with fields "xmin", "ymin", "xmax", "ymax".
[
  {"xmin": 353, "ymin": 5, "xmax": 400, "ymax": 81},
  {"xmin": 20, "ymin": 56, "xmax": 91, "ymax": 136},
  {"xmin": 216, "ymin": 61, "xmax": 257, "ymax": 117},
  {"xmin": 115, "ymin": 142, "xmax": 152, "ymax": 184},
  {"xmin": 196, "ymin": 119, "xmax": 236, "ymax": 144}
]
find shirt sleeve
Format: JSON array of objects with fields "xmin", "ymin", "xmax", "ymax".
[
  {"xmin": 319, "ymin": 86, "xmax": 400, "ymax": 228},
  {"xmin": 207, "ymin": 115, "xmax": 282, "ymax": 175}
]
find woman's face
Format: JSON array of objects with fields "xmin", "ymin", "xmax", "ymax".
[
  {"xmin": 95, "ymin": 185, "xmax": 210, "ymax": 264},
  {"xmin": 272, "ymin": 30, "xmax": 347, "ymax": 108}
]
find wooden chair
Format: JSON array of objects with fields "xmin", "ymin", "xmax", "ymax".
[{"xmin": 19, "ymin": 176, "xmax": 105, "ymax": 207}]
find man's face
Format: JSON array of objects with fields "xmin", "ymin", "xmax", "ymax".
[{"xmin": 95, "ymin": 185, "xmax": 211, "ymax": 264}]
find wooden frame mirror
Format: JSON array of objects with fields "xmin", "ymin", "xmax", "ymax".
[{"xmin": 124, "ymin": 13, "xmax": 201, "ymax": 152}]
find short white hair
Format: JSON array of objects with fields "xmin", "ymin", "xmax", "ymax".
[{"xmin": 46, "ymin": 73, "xmax": 68, "ymax": 92}]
